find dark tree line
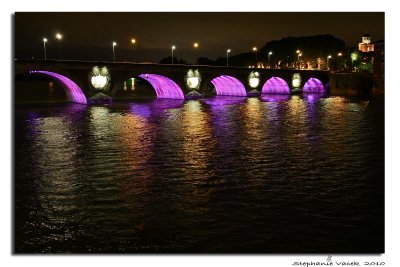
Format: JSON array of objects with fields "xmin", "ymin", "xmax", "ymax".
[{"xmin": 159, "ymin": 34, "xmax": 348, "ymax": 68}]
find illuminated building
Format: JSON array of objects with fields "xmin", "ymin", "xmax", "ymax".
[{"xmin": 358, "ymin": 33, "xmax": 374, "ymax": 52}]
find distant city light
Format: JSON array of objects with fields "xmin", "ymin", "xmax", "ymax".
[
  {"xmin": 43, "ymin": 38, "xmax": 48, "ymax": 43},
  {"xmin": 193, "ymin": 42, "xmax": 199, "ymax": 48},
  {"xmin": 131, "ymin": 38, "xmax": 136, "ymax": 44},
  {"xmin": 56, "ymin": 33, "xmax": 62, "ymax": 40},
  {"xmin": 252, "ymin": 47, "xmax": 257, "ymax": 52}
]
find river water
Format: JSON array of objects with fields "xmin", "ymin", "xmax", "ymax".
[{"xmin": 14, "ymin": 94, "xmax": 384, "ymax": 253}]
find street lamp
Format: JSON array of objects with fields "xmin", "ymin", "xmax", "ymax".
[
  {"xmin": 351, "ymin": 52, "xmax": 358, "ymax": 72},
  {"xmin": 327, "ymin": 55, "xmax": 332, "ymax": 70},
  {"xmin": 193, "ymin": 42, "xmax": 199, "ymax": 64},
  {"xmin": 43, "ymin": 38, "xmax": 48, "ymax": 60},
  {"xmin": 268, "ymin": 51, "xmax": 273, "ymax": 68},
  {"xmin": 171, "ymin": 45, "xmax": 176, "ymax": 64},
  {"xmin": 338, "ymin": 52, "xmax": 343, "ymax": 70},
  {"xmin": 296, "ymin": 50, "xmax": 301, "ymax": 69},
  {"xmin": 131, "ymin": 38, "xmax": 137, "ymax": 63},
  {"xmin": 55, "ymin": 33, "xmax": 62, "ymax": 60},
  {"xmin": 252, "ymin": 46, "xmax": 258, "ymax": 66},
  {"xmin": 226, "ymin": 49, "xmax": 231, "ymax": 67},
  {"xmin": 298, "ymin": 53, "xmax": 303, "ymax": 69},
  {"xmin": 112, "ymin": 42, "xmax": 117, "ymax": 62}
]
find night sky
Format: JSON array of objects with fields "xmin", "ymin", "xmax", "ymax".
[{"xmin": 15, "ymin": 12, "xmax": 384, "ymax": 63}]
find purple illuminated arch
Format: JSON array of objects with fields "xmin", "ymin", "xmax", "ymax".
[
  {"xmin": 29, "ymin": 70, "xmax": 87, "ymax": 104},
  {"xmin": 138, "ymin": 74, "xmax": 184, "ymax": 99},
  {"xmin": 262, "ymin": 77, "xmax": 290, "ymax": 94},
  {"xmin": 303, "ymin": 78, "xmax": 325, "ymax": 93},
  {"xmin": 211, "ymin": 75, "xmax": 247, "ymax": 97}
]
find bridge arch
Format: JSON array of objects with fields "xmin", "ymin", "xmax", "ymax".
[
  {"xmin": 138, "ymin": 74, "xmax": 184, "ymax": 99},
  {"xmin": 262, "ymin": 77, "xmax": 290, "ymax": 94},
  {"xmin": 210, "ymin": 75, "xmax": 247, "ymax": 96},
  {"xmin": 28, "ymin": 70, "xmax": 87, "ymax": 104},
  {"xmin": 303, "ymin": 78, "xmax": 325, "ymax": 93}
]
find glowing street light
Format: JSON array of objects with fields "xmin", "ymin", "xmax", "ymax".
[
  {"xmin": 298, "ymin": 53, "xmax": 303, "ymax": 69},
  {"xmin": 226, "ymin": 49, "xmax": 231, "ymax": 67},
  {"xmin": 296, "ymin": 50, "xmax": 302, "ymax": 69},
  {"xmin": 43, "ymin": 38, "xmax": 48, "ymax": 60},
  {"xmin": 112, "ymin": 42, "xmax": 117, "ymax": 62},
  {"xmin": 268, "ymin": 51, "xmax": 273, "ymax": 68},
  {"xmin": 327, "ymin": 55, "xmax": 332, "ymax": 70},
  {"xmin": 338, "ymin": 52, "xmax": 343, "ymax": 70},
  {"xmin": 193, "ymin": 42, "xmax": 199, "ymax": 64},
  {"xmin": 171, "ymin": 45, "xmax": 176, "ymax": 64},
  {"xmin": 55, "ymin": 32, "xmax": 63, "ymax": 60},
  {"xmin": 253, "ymin": 46, "xmax": 258, "ymax": 66},
  {"xmin": 131, "ymin": 38, "xmax": 137, "ymax": 63},
  {"xmin": 351, "ymin": 52, "xmax": 358, "ymax": 72}
]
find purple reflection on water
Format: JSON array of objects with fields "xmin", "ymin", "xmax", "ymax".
[
  {"xmin": 30, "ymin": 70, "xmax": 87, "ymax": 104},
  {"xmin": 130, "ymin": 99, "xmax": 184, "ymax": 118},
  {"xmin": 303, "ymin": 92, "xmax": 325, "ymax": 103},
  {"xmin": 262, "ymin": 77, "xmax": 290, "ymax": 94},
  {"xmin": 260, "ymin": 94, "xmax": 290, "ymax": 102},
  {"xmin": 211, "ymin": 75, "xmax": 247, "ymax": 96},
  {"xmin": 303, "ymin": 78, "xmax": 325, "ymax": 93},
  {"xmin": 203, "ymin": 96, "xmax": 246, "ymax": 107},
  {"xmin": 138, "ymin": 74, "xmax": 184, "ymax": 99}
]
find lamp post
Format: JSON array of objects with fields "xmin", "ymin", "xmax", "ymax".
[
  {"xmin": 226, "ymin": 49, "xmax": 231, "ymax": 67},
  {"xmin": 193, "ymin": 42, "xmax": 199, "ymax": 64},
  {"xmin": 171, "ymin": 45, "xmax": 176, "ymax": 64},
  {"xmin": 55, "ymin": 33, "xmax": 62, "ymax": 60},
  {"xmin": 327, "ymin": 55, "xmax": 332, "ymax": 70},
  {"xmin": 338, "ymin": 52, "xmax": 342, "ymax": 70},
  {"xmin": 252, "ymin": 46, "xmax": 258, "ymax": 67},
  {"xmin": 268, "ymin": 51, "xmax": 273, "ymax": 68},
  {"xmin": 296, "ymin": 50, "xmax": 301, "ymax": 69},
  {"xmin": 43, "ymin": 38, "xmax": 47, "ymax": 60},
  {"xmin": 351, "ymin": 52, "xmax": 357, "ymax": 72},
  {"xmin": 131, "ymin": 38, "xmax": 136, "ymax": 63},
  {"xmin": 112, "ymin": 42, "xmax": 117, "ymax": 62}
]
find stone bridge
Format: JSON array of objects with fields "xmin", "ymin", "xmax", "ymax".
[{"xmin": 15, "ymin": 60, "xmax": 330, "ymax": 104}]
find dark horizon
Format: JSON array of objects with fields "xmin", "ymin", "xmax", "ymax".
[{"xmin": 15, "ymin": 12, "xmax": 384, "ymax": 63}]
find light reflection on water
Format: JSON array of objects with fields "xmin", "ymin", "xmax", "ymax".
[{"xmin": 15, "ymin": 95, "xmax": 384, "ymax": 253}]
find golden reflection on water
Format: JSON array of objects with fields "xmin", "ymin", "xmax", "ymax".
[
  {"xmin": 31, "ymin": 115, "xmax": 82, "ymax": 227},
  {"xmin": 180, "ymin": 100, "xmax": 214, "ymax": 171}
]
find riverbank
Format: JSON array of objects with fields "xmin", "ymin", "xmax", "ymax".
[{"xmin": 329, "ymin": 72, "xmax": 384, "ymax": 96}]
